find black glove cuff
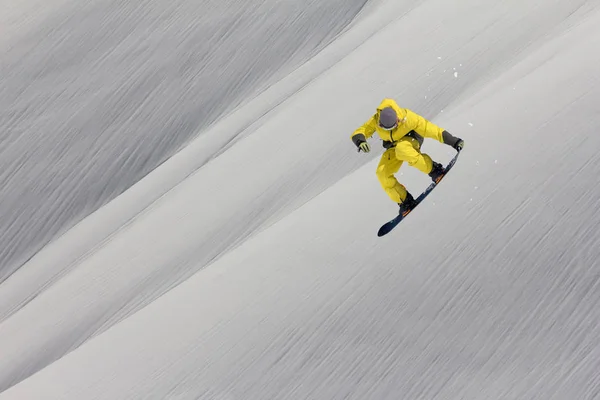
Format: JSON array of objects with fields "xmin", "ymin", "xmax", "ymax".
[
  {"xmin": 352, "ymin": 133, "xmax": 367, "ymax": 147},
  {"xmin": 442, "ymin": 130, "xmax": 460, "ymax": 147}
]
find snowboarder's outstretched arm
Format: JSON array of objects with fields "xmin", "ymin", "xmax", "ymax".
[
  {"xmin": 350, "ymin": 115, "xmax": 377, "ymax": 152},
  {"xmin": 406, "ymin": 109, "xmax": 464, "ymax": 151}
]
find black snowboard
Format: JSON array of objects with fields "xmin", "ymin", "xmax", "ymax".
[{"xmin": 377, "ymin": 151, "xmax": 461, "ymax": 237}]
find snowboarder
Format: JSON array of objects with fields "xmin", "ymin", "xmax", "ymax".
[{"xmin": 351, "ymin": 98, "xmax": 464, "ymax": 215}]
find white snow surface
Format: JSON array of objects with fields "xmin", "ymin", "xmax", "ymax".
[{"xmin": 2, "ymin": 0, "xmax": 600, "ymax": 399}]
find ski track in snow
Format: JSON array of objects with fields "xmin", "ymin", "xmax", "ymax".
[{"xmin": 1, "ymin": 0, "xmax": 600, "ymax": 399}]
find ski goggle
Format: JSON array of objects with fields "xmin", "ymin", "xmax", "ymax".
[
  {"xmin": 379, "ymin": 120, "xmax": 398, "ymax": 131},
  {"xmin": 378, "ymin": 117, "xmax": 406, "ymax": 131}
]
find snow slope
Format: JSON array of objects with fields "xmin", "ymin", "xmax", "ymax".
[
  {"xmin": 2, "ymin": 0, "xmax": 600, "ymax": 399},
  {"xmin": 0, "ymin": 0, "xmax": 369, "ymax": 281}
]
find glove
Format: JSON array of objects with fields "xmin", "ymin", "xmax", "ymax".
[
  {"xmin": 442, "ymin": 130, "xmax": 464, "ymax": 152},
  {"xmin": 352, "ymin": 133, "xmax": 370, "ymax": 153},
  {"xmin": 358, "ymin": 141, "xmax": 371, "ymax": 153},
  {"xmin": 454, "ymin": 139, "xmax": 464, "ymax": 152}
]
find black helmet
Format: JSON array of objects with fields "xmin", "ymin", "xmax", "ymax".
[{"xmin": 378, "ymin": 107, "xmax": 398, "ymax": 130}]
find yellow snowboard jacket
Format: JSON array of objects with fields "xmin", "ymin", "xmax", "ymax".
[{"xmin": 351, "ymin": 98, "xmax": 445, "ymax": 145}]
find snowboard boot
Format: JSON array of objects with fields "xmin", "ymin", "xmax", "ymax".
[
  {"xmin": 398, "ymin": 192, "xmax": 417, "ymax": 216},
  {"xmin": 428, "ymin": 162, "xmax": 445, "ymax": 183}
]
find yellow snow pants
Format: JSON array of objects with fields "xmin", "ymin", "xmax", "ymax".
[{"xmin": 376, "ymin": 135, "xmax": 434, "ymax": 203}]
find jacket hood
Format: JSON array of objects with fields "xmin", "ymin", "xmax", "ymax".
[{"xmin": 376, "ymin": 98, "xmax": 407, "ymax": 124}]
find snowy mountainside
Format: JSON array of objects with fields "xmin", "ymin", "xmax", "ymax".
[{"xmin": 1, "ymin": 0, "xmax": 600, "ymax": 399}]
